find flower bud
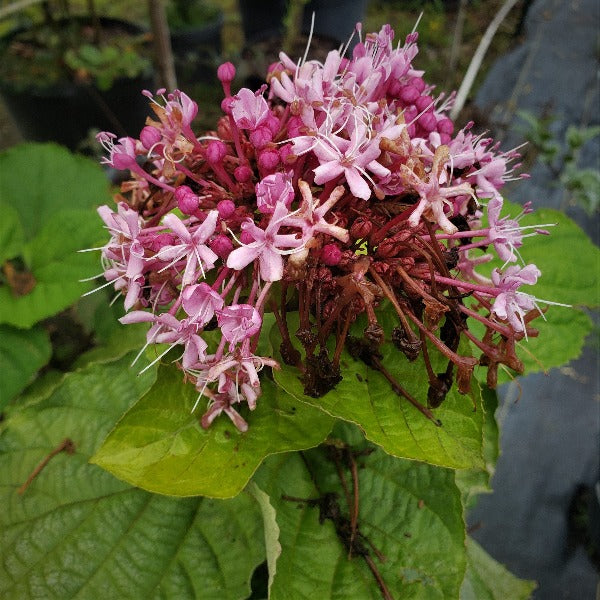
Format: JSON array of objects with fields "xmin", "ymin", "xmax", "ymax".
[
  {"xmin": 175, "ymin": 185, "xmax": 199, "ymax": 214},
  {"xmin": 217, "ymin": 199, "xmax": 236, "ymax": 219},
  {"xmin": 258, "ymin": 149, "xmax": 280, "ymax": 172},
  {"xmin": 240, "ymin": 230, "xmax": 255, "ymax": 244},
  {"xmin": 411, "ymin": 76, "xmax": 426, "ymax": 93},
  {"xmin": 234, "ymin": 165, "xmax": 253, "ymax": 183},
  {"xmin": 418, "ymin": 112, "xmax": 437, "ymax": 132},
  {"xmin": 437, "ymin": 117, "xmax": 454, "ymax": 135},
  {"xmin": 415, "ymin": 95, "xmax": 434, "ymax": 113},
  {"xmin": 320, "ymin": 244, "xmax": 342, "ymax": 266},
  {"xmin": 399, "ymin": 84, "xmax": 420, "ymax": 103},
  {"xmin": 206, "ymin": 140, "xmax": 228, "ymax": 163},
  {"xmin": 140, "ymin": 125, "xmax": 161, "ymax": 150},
  {"xmin": 150, "ymin": 233, "xmax": 175, "ymax": 252},
  {"xmin": 220, "ymin": 96, "xmax": 234, "ymax": 115},
  {"xmin": 210, "ymin": 234, "xmax": 234, "ymax": 258},
  {"xmin": 249, "ymin": 125, "xmax": 273, "ymax": 149},
  {"xmin": 217, "ymin": 62, "xmax": 236, "ymax": 83}
]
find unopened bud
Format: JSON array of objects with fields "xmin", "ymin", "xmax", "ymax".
[
  {"xmin": 175, "ymin": 185, "xmax": 199, "ymax": 214},
  {"xmin": 320, "ymin": 244, "xmax": 342, "ymax": 266}
]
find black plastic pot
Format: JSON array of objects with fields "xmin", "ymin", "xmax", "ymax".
[
  {"xmin": 169, "ymin": 11, "xmax": 224, "ymax": 86},
  {"xmin": 240, "ymin": 0, "xmax": 370, "ymax": 47},
  {"xmin": 0, "ymin": 17, "xmax": 154, "ymax": 150}
]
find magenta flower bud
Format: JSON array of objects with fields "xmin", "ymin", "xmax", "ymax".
[
  {"xmin": 287, "ymin": 116, "xmax": 303, "ymax": 138},
  {"xmin": 418, "ymin": 112, "xmax": 437, "ymax": 132},
  {"xmin": 403, "ymin": 106, "xmax": 417, "ymax": 123},
  {"xmin": 140, "ymin": 125, "xmax": 161, "ymax": 150},
  {"xmin": 399, "ymin": 85, "xmax": 420, "ymax": 103},
  {"xmin": 411, "ymin": 76, "xmax": 426, "ymax": 93},
  {"xmin": 266, "ymin": 113, "xmax": 281, "ymax": 136},
  {"xmin": 221, "ymin": 96, "xmax": 234, "ymax": 115},
  {"xmin": 240, "ymin": 230, "xmax": 255, "ymax": 245},
  {"xmin": 206, "ymin": 140, "xmax": 228, "ymax": 163},
  {"xmin": 217, "ymin": 199, "xmax": 236, "ymax": 219},
  {"xmin": 217, "ymin": 61, "xmax": 236, "ymax": 83},
  {"xmin": 249, "ymin": 125, "xmax": 273, "ymax": 149},
  {"xmin": 234, "ymin": 165, "xmax": 253, "ymax": 183},
  {"xmin": 258, "ymin": 149, "xmax": 280, "ymax": 172},
  {"xmin": 150, "ymin": 233, "xmax": 175, "ymax": 252},
  {"xmin": 175, "ymin": 185, "xmax": 200, "ymax": 214},
  {"xmin": 320, "ymin": 244, "xmax": 342, "ymax": 266},
  {"xmin": 439, "ymin": 133, "xmax": 452, "ymax": 145},
  {"xmin": 415, "ymin": 95, "xmax": 434, "ymax": 113},
  {"xmin": 279, "ymin": 143, "xmax": 294, "ymax": 164},
  {"xmin": 437, "ymin": 117, "xmax": 454, "ymax": 136},
  {"xmin": 210, "ymin": 234, "xmax": 234, "ymax": 258}
]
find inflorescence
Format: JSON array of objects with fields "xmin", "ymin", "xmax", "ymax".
[{"xmin": 91, "ymin": 24, "xmax": 559, "ymax": 431}]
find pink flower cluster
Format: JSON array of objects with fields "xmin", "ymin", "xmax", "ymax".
[{"xmin": 93, "ymin": 25, "xmax": 556, "ymax": 430}]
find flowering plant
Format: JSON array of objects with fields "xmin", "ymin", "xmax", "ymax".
[
  {"xmin": 4, "ymin": 21, "xmax": 597, "ymax": 600},
  {"xmin": 94, "ymin": 24, "xmax": 560, "ymax": 432}
]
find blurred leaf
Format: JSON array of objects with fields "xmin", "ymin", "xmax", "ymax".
[
  {"xmin": 92, "ymin": 364, "xmax": 334, "ymax": 497},
  {"xmin": 0, "ymin": 202, "xmax": 25, "ymax": 264},
  {"xmin": 0, "ymin": 143, "xmax": 109, "ymax": 240},
  {"xmin": 0, "ymin": 210, "xmax": 103, "ymax": 327}
]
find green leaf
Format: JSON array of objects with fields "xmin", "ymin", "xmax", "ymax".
[
  {"xmin": 0, "ymin": 324, "xmax": 51, "ymax": 409},
  {"xmin": 0, "ymin": 355, "xmax": 266, "ymax": 599},
  {"xmin": 0, "ymin": 143, "xmax": 110, "ymax": 240},
  {"xmin": 254, "ymin": 434, "xmax": 467, "ymax": 599},
  {"xmin": 0, "ymin": 202, "xmax": 25, "ymax": 264},
  {"xmin": 271, "ymin": 311, "xmax": 485, "ymax": 470},
  {"xmin": 92, "ymin": 363, "xmax": 334, "ymax": 498},
  {"xmin": 461, "ymin": 538, "xmax": 536, "ymax": 600}
]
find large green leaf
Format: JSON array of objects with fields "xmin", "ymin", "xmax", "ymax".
[
  {"xmin": 0, "ymin": 143, "xmax": 110, "ymax": 240},
  {"xmin": 253, "ymin": 429, "xmax": 467, "ymax": 599},
  {"xmin": 92, "ymin": 363, "xmax": 334, "ymax": 498},
  {"xmin": 0, "ymin": 324, "xmax": 52, "ymax": 409},
  {"xmin": 0, "ymin": 355, "xmax": 266, "ymax": 599},
  {"xmin": 460, "ymin": 538, "xmax": 536, "ymax": 600},
  {"xmin": 271, "ymin": 311, "xmax": 485, "ymax": 470}
]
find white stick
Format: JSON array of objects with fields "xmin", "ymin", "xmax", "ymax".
[{"xmin": 450, "ymin": 0, "xmax": 520, "ymax": 121}]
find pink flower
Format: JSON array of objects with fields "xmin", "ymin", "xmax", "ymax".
[
  {"xmin": 491, "ymin": 264, "xmax": 541, "ymax": 331},
  {"xmin": 227, "ymin": 201, "xmax": 305, "ymax": 281},
  {"xmin": 402, "ymin": 145, "xmax": 473, "ymax": 234},
  {"xmin": 157, "ymin": 211, "xmax": 219, "ymax": 286},
  {"xmin": 255, "ymin": 171, "xmax": 295, "ymax": 214},
  {"xmin": 216, "ymin": 304, "xmax": 262, "ymax": 347},
  {"xmin": 231, "ymin": 88, "xmax": 270, "ymax": 130},
  {"xmin": 182, "ymin": 282, "xmax": 224, "ymax": 325}
]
